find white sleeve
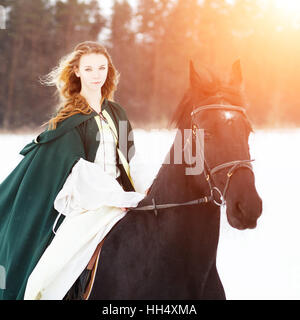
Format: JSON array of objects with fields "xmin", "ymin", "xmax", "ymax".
[{"xmin": 54, "ymin": 158, "xmax": 145, "ymax": 217}]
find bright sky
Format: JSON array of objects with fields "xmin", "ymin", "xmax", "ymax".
[
  {"xmin": 267, "ymin": 0, "xmax": 300, "ymax": 11},
  {"xmin": 260, "ymin": 0, "xmax": 300, "ymax": 29}
]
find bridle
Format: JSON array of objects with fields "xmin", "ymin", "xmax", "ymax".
[
  {"xmin": 191, "ymin": 104, "xmax": 254, "ymax": 206},
  {"xmin": 131, "ymin": 104, "xmax": 254, "ymax": 215}
]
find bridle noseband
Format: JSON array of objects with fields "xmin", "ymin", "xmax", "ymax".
[
  {"xmin": 131, "ymin": 104, "xmax": 254, "ymax": 215},
  {"xmin": 203, "ymin": 159, "xmax": 254, "ymax": 207}
]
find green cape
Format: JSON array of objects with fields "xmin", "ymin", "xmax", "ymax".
[{"xmin": 0, "ymin": 100, "xmax": 134, "ymax": 299}]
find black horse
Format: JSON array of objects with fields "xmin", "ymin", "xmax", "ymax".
[{"xmin": 88, "ymin": 60, "xmax": 263, "ymax": 300}]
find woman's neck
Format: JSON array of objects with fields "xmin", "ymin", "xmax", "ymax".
[{"xmin": 80, "ymin": 89, "xmax": 103, "ymax": 113}]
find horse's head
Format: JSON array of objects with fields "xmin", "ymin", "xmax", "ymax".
[{"xmin": 171, "ymin": 60, "xmax": 262, "ymax": 230}]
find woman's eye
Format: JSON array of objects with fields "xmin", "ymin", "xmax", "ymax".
[{"xmin": 84, "ymin": 67, "xmax": 105, "ymax": 71}]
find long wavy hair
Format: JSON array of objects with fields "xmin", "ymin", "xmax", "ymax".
[{"xmin": 42, "ymin": 41, "xmax": 119, "ymax": 130}]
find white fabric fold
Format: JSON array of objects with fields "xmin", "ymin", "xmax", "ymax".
[{"xmin": 55, "ymin": 158, "xmax": 145, "ymax": 214}]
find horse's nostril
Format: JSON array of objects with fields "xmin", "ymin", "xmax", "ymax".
[
  {"xmin": 236, "ymin": 202, "xmax": 245, "ymax": 218},
  {"xmin": 236, "ymin": 202, "xmax": 258, "ymax": 229}
]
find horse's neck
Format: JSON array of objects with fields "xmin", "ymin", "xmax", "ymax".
[
  {"xmin": 147, "ymin": 145, "xmax": 209, "ymax": 204},
  {"xmin": 144, "ymin": 146, "xmax": 221, "ymax": 262}
]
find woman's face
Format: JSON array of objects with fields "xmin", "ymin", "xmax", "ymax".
[{"xmin": 74, "ymin": 53, "xmax": 108, "ymax": 93}]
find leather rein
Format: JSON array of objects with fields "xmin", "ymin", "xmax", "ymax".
[{"xmin": 131, "ymin": 104, "xmax": 254, "ymax": 216}]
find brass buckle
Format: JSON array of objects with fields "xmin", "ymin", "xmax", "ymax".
[{"xmin": 192, "ymin": 124, "xmax": 198, "ymax": 137}]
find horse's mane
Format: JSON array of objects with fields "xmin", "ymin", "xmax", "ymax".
[{"xmin": 168, "ymin": 90, "xmax": 193, "ymax": 130}]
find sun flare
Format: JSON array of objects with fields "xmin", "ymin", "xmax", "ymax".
[
  {"xmin": 274, "ymin": 0, "xmax": 300, "ymax": 17},
  {"xmin": 258, "ymin": 0, "xmax": 300, "ymax": 28}
]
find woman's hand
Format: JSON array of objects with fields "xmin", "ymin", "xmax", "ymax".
[{"xmin": 121, "ymin": 188, "xmax": 149, "ymax": 212}]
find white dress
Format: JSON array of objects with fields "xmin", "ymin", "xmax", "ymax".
[{"xmin": 24, "ymin": 117, "xmax": 145, "ymax": 300}]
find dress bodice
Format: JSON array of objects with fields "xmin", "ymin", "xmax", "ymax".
[{"xmin": 94, "ymin": 116, "xmax": 120, "ymax": 178}]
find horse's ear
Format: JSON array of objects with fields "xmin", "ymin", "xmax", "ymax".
[
  {"xmin": 229, "ymin": 59, "xmax": 243, "ymax": 87},
  {"xmin": 189, "ymin": 60, "xmax": 213, "ymax": 88},
  {"xmin": 189, "ymin": 60, "xmax": 201, "ymax": 87}
]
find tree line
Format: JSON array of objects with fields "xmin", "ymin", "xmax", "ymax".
[{"xmin": 0, "ymin": 0, "xmax": 299, "ymax": 130}]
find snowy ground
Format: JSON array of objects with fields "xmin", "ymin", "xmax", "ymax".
[{"xmin": 1, "ymin": 128, "xmax": 300, "ymax": 300}]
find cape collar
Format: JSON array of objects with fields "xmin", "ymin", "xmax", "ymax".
[
  {"xmin": 20, "ymin": 99, "xmax": 116, "ymax": 155},
  {"xmin": 36, "ymin": 99, "xmax": 113, "ymax": 144}
]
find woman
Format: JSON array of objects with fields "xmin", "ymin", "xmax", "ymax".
[{"xmin": 0, "ymin": 41, "xmax": 144, "ymax": 300}]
